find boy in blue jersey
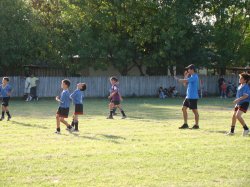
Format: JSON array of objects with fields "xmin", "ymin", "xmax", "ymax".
[
  {"xmin": 226, "ymin": 73, "xmax": 250, "ymax": 136},
  {"xmin": 70, "ymin": 83, "xmax": 87, "ymax": 132},
  {"xmin": 175, "ymin": 64, "xmax": 200, "ymax": 129},
  {"xmin": 0, "ymin": 77, "xmax": 13, "ymax": 121},
  {"xmin": 55, "ymin": 79, "xmax": 74, "ymax": 134}
]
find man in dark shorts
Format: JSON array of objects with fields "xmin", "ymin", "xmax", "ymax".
[{"xmin": 175, "ymin": 64, "xmax": 200, "ymax": 129}]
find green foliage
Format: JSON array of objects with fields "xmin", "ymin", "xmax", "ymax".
[{"xmin": 0, "ymin": 0, "xmax": 249, "ymax": 75}]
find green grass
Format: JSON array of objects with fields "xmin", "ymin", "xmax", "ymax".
[{"xmin": 0, "ymin": 98, "xmax": 249, "ymax": 187}]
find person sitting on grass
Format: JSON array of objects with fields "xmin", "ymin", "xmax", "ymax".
[
  {"xmin": 226, "ymin": 73, "xmax": 250, "ymax": 136},
  {"xmin": 0, "ymin": 77, "xmax": 13, "ymax": 121},
  {"xmin": 55, "ymin": 79, "xmax": 74, "ymax": 134}
]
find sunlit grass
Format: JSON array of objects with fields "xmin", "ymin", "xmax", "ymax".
[{"xmin": 0, "ymin": 98, "xmax": 249, "ymax": 187}]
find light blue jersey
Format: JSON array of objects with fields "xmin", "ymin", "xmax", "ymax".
[
  {"xmin": 186, "ymin": 74, "xmax": 199, "ymax": 99},
  {"xmin": 59, "ymin": 90, "xmax": 70, "ymax": 108},
  {"xmin": 236, "ymin": 84, "xmax": 250, "ymax": 105},
  {"xmin": 0, "ymin": 84, "xmax": 12, "ymax": 98},
  {"xmin": 70, "ymin": 89, "xmax": 83, "ymax": 105}
]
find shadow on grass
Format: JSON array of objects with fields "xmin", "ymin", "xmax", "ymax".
[
  {"xmin": 206, "ymin": 130, "xmax": 227, "ymax": 134},
  {"xmin": 11, "ymin": 120, "xmax": 49, "ymax": 129},
  {"xmin": 71, "ymin": 133, "xmax": 125, "ymax": 144}
]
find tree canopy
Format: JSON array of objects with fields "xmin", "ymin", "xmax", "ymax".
[{"xmin": 0, "ymin": 0, "xmax": 249, "ymax": 75}]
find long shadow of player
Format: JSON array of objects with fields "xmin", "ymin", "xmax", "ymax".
[
  {"xmin": 11, "ymin": 120, "xmax": 49, "ymax": 129},
  {"xmin": 71, "ymin": 133, "xmax": 123, "ymax": 144}
]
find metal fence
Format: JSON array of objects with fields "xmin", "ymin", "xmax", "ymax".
[{"xmin": 5, "ymin": 75, "xmax": 238, "ymax": 98}]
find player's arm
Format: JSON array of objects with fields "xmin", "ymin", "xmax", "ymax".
[
  {"xmin": 7, "ymin": 87, "xmax": 13, "ymax": 96},
  {"xmin": 233, "ymin": 94, "xmax": 249, "ymax": 104},
  {"xmin": 56, "ymin": 93, "xmax": 65, "ymax": 103}
]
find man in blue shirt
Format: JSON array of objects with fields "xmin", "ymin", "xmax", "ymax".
[
  {"xmin": 175, "ymin": 64, "xmax": 200, "ymax": 129},
  {"xmin": 55, "ymin": 79, "xmax": 74, "ymax": 134},
  {"xmin": 70, "ymin": 83, "xmax": 87, "ymax": 132},
  {"xmin": 0, "ymin": 77, "xmax": 13, "ymax": 121}
]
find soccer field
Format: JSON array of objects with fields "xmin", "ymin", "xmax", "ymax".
[{"xmin": 0, "ymin": 98, "xmax": 249, "ymax": 187}]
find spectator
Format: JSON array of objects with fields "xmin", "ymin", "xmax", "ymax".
[
  {"xmin": 158, "ymin": 87, "xmax": 165, "ymax": 99},
  {"xmin": 218, "ymin": 75, "xmax": 225, "ymax": 96},
  {"xmin": 24, "ymin": 75, "xmax": 31, "ymax": 101},
  {"xmin": 30, "ymin": 74, "xmax": 39, "ymax": 101},
  {"xmin": 220, "ymin": 81, "xmax": 227, "ymax": 99}
]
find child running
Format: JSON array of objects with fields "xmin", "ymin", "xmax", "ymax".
[
  {"xmin": 0, "ymin": 77, "xmax": 13, "ymax": 121},
  {"xmin": 55, "ymin": 79, "xmax": 74, "ymax": 134},
  {"xmin": 226, "ymin": 73, "xmax": 250, "ymax": 136},
  {"xmin": 70, "ymin": 83, "xmax": 87, "ymax": 132},
  {"xmin": 107, "ymin": 77, "xmax": 126, "ymax": 119}
]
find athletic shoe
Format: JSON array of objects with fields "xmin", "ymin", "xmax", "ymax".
[
  {"xmin": 242, "ymin": 129, "xmax": 249, "ymax": 137},
  {"xmin": 7, "ymin": 116, "xmax": 11, "ymax": 121},
  {"xmin": 191, "ymin": 125, "xmax": 199, "ymax": 129},
  {"xmin": 73, "ymin": 129, "xmax": 79, "ymax": 132},
  {"xmin": 66, "ymin": 127, "xmax": 74, "ymax": 132},
  {"xmin": 55, "ymin": 131, "xmax": 61, "ymax": 134},
  {"xmin": 226, "ymin": 132, "xmax": 235, "ymax": 136},
  {"xmin": 0, "ymin": 117, "xmax": 4, "ymax": 121},
  {"xmin": 179, "ymin": 124, "xmax": 189, "ymax": 129},
  {"xmin": 121, "ymin": 115, "xmax": 127, "ymax": 119},
  {"xmin": 106, "ymin": 116, "xmax": 114, "ymax": 119}
]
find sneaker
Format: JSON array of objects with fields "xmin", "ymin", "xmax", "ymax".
[
  {"xmin": 121, "ymin": 115, "xmax": 127, "ymax": 119},
  {"xmin": 191, "ymin": 125, "xmax": 199, "ymax": 129},
  {"xmin": 73, "ymin": 129, "xmax": 79, "ymax": 132},
  {"xmin": 106, "ymin": 116, "xmax": 114, "ymax": 119},
  {"xmin": 55, "ymin": 131, "xmax": 61, "ymax": 134},
  {"xmin": 242, "ymin": 129, "xmax": 249, "ymax": 137},
  {"xmin": 226, "ymin": 132, "xmax": 235, "ymax": 136},
  {"xmin": 66, "ymin": 127, "xmax": 74, "ymax": 132},
  {"xmin": 179, "ymin": 124, "xmax": 189, "ymax": 129},
  {"xmin": 0, "ymin": 117, "xmax": 4, "ymax": 121},
  {"xmin": 7, "ymin": 116, "xmax": 11, "ymax": 121}
]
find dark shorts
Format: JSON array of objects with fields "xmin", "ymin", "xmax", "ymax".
[
  {"xmin": 74, "ymin": 104, "xmax": 83, "ymax": 115},
  {"xmin": 235, "ymin": 102, "xmax": 249, "ymax": 113},
  {"xmin": 57, "ymin": 107, "xmax": 69, "ymax": 118},
  {"xmin": 183, "ymin": 98, "xmax": 198, "ymax": 110},
  {"xmin": 111, "ymin": 101, "xmax": 120, "ymax": 105},
  {"xmin": 2, "ymin": 97, "xmax": 10, "ymax": 107}
]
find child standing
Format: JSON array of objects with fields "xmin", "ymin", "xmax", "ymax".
[
  {"xmin": 0, "ymin": 77, "xmax": 13, "ymax": 121},
  {"xmin": 220, "ymin": 81, "xmax": 227, "ymax": 98},
  {"xmin": 107, "ymin": 77, "xmax": 126, "ymax": 119},
  {"xmin": 226, "ymin": 73, "xmax": 250, "ymax": 136},
  {"xmin": 55, "ymin": 79, "xmax": 74, "ymax": 134},
  {"xmin": 70, "ymin": 83, "xmax": 87, "ymax": 132}
]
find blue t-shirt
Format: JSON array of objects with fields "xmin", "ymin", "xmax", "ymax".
[
  {"xmin": 70, "ymin": 89, "xmax": 83, "ymax": 105},
  {"xmin": 236, "ymin": 84, "xmax": 250, "ymax": 105},
  {"xmin": 186, "ymin": 74, "xmax": 199, "ymax": 99},
  {"xmin": 0, "ymin": 84, "xmax": 12, "ymax": 98},
  {"xmin": 59, "ymin": 90, "xmax": 70, "ymax": 108}
]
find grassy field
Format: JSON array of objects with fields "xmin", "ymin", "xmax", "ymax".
[{"xmin": 0, "ymin": 98, "xmax": 249, "ymax": 187}]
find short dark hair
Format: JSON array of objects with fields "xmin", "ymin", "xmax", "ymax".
[
  {"xmin": 240, "ymin": 73, "xmax": 250, "ymax": 82},
  {"xmin": 80, "ymin": 83, "xmax": 87, "ymax": 91},
  {"xmin": 62, "ymin": 79, "xmax": 70, "ymax": 87},
  {"xmin": 3, "ymin": 77, "xmax": 9, "ymax": 82},
  {"xmin": 110, "ymin": 76, "xmax": 118, "ymax": 82}
]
